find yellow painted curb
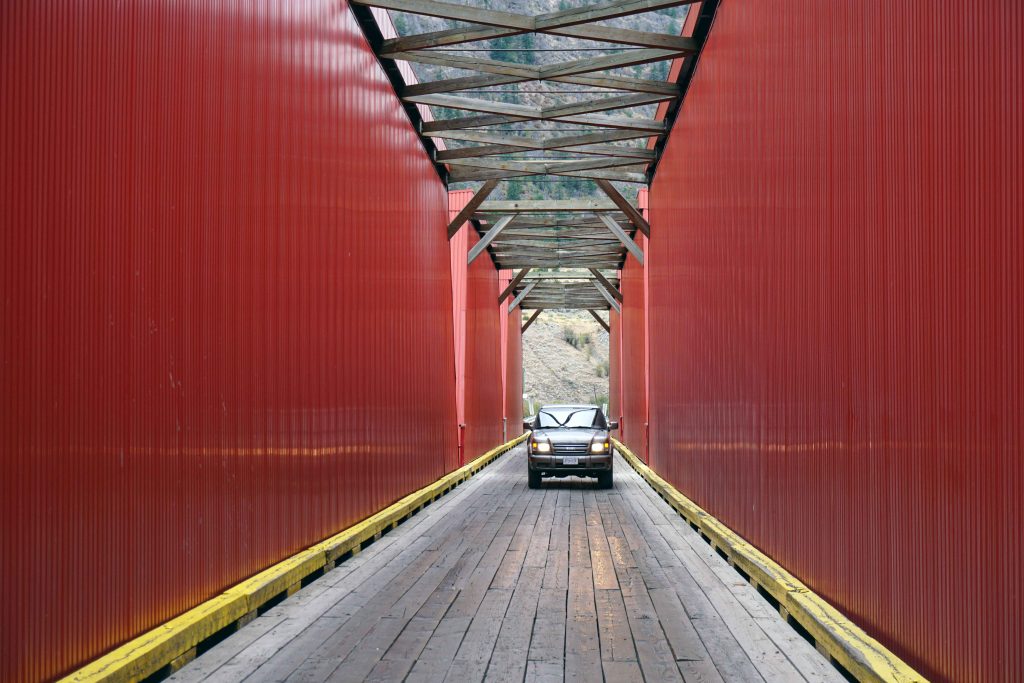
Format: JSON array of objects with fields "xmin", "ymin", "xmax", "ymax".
[
  {"xmin": 612, "ymin": 439, "xmax": 927, "ymax": 683},
  {"xmin": 62, "ymin": 433, "xmax": 529, "ymax": 683}
]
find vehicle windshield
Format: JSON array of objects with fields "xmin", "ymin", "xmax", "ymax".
[{"xmin": 537, "ymin": 407, "xmax": 601, "ymax": 429}]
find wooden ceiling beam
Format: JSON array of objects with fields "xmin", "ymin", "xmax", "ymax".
[
  {"xmin": 521, "ymin": 309, "xmax": 544, "ymax": 332},
  {"xmin": 589, "ymin": 267, "xmax": 624, "ymax": 302},
  {"xmin": 596, "ymin": 179, "xmax": 651, "ymax": 237},
  {"xmin": 499, "ymin": 268, "xmax": 532, "ymax": 303},
  {"xmin": 598, "ymin": 213, "xmax": 645, "ymax": 264},
  {"xmin": 446, "ymin": 180, "xmax": 498, "ymax": 240},
  {"xmin": 588, "ymin": 309, "xmax": 611, "ymax": 332}
]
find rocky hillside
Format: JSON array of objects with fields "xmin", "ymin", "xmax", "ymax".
[{"xmin": 522, "ymin": 309, "xmax": 610, "ymax": 413}]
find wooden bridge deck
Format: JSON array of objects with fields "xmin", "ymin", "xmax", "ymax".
[{"xmin": 172, "ymin": 446, "xmax": 842, "ymax": 682}]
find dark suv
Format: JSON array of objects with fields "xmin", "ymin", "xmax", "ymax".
[{"xmin": 524, "ymin": 405, "xmax": 618, "ymax": 489}]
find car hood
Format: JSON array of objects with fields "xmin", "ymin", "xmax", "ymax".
[{"xmin": 531, "ymin": 428, "xmax": 605, "ymax": 443}]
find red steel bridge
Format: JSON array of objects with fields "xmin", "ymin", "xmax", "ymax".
[{"xmin": 0, "ymin": 2, "xmax": 1021, "ymax": 682}]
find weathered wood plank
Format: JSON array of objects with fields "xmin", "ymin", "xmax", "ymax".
[{"xmin": 565, "ymin": 565, "xmax": 602, "ymax": 682}]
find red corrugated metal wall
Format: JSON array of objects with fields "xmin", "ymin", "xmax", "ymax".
[
  {"xmin": 647, "ymin": 2, "xmax": 1023, "ymax": 681},
  {"xmin": 0, "ymin": 2, "xmax": 458, "ymax": 680},
  {"xmin": 618, "ymin": 235, "xmax": 648, "ymax": 461},
  {"xmin": 449, "ymin": 191, "xmax": 471, "ymax": 461},
  {"xmin": 448, "ymin": 191, "xmax": 506, "ymax": 462},
  {"xmin": 502, "ymin": 272, "xmax": 525, "ymax": 440},
  {"xmin": 463, "ymin": 234, "xmax": 505, "ymax": 462},
  {"xmin": 609, "ymin": 311, "xmax": 622, "ymax": 426},
  {"xmin": 616, "ymin": 188, "xmax": 650, "ymax": 460}
]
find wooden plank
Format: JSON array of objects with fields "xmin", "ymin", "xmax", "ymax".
[
  {"xmin": 546, "ymin": 23, "xmax": 699, "ymax": 52},
  {"xmin": 443, "ymin": 588, "xmax": 515, "ymax": 681},
  {"xmin": 527, "ymin": 587, "xmax": 567, "ymax": 671},
  {"xmin": 598, "ymin": 213, "xmax": 645, "ymax": 265},
  {"xmin": 351, "ymin": 0, "xmax": 533, "ymax": 30},
  {"xmin": 588, "ymin": 309, "xmax": 611, "ymax": 333},
  {"xmin": 539, "ymin": 48, "xmax": 685, "ymax": 80},
  {"xmin": 521, "ymin": 309, "xmax": 543, "ymax": 333},
  {"xmin": 477, "ymin": 199, "xmax": 622, "ymax": 212},
  {"xmin": 468, "ymin": 214, "xmax": 516, "ymax": 265},
  {"xmin": 447, "ymin": 180, "xmax": 498, "ymax": 240},
  {"xmin": 486, "ymin": 566, "xmax": 545, "ymax": 682},
  {"xmin": 595, "ymin": 590, "xmax": 636, "ymax": 663},
  {"xmin": 499, "ymin": 268, "xmax": 532, "ymax": 304},
  {"xmin": 425, "ymin": 128, "xmax": 652, "ymax": 151},
  {"xmin": 596, "ymin": 178, "xmax": 651, "ymax": 237},
  {"xmin": 591, "ymin": 280, "xmax": 622, "ymax": 314},
  {"xmin": 565, "ymin": 565, "xmax": 603, "ymax": 681},
  {"xmin": 507, "ymin": 281, "xmax": 537, "ymax": 312},
  {"xmin": 535, "ymin": 0, "xmax": 698, "ymax": 29},
  {"xmin": 589, "ymin": 268, "xmax": 624, "ymax": 303},
  {"xmin": 403, "ymin": 74, "xmax": 525, "ymax": 98}
]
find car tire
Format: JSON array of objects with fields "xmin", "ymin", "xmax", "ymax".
[
  {"xmin": 528, "ymin": 469, "xmax": 541, "ymax": 489},
  {"xmin": 598, "ymin": 471, "xmax": 613, "ymax": 489}
]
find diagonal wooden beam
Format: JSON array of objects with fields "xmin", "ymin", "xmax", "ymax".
[
  {"xmin": 595, "ymin": 179, "xmax": 650, "ymax": 237},
  {"xmin": 535, "ymin": 0, "xmax": 697, "ymax": 29},
  {"xmin": 449, "ymin": 156, "xmax": 647, "ymax": 175},
  {"xmin": 521, "ymin": 309, "xmax": 544, "ymax": 333},
  {"xmin": 542, "ymin": 24, "xmax": 698, "ymax": 52},
  {"xmin": 508, "ymin": 281, "xmax": 538, "ymax": 312},
  {"xmin": 592, "ymin": 279, "xmax": 622, "ymax": 313},
  {"xmin": 363, "ymin": 0, "xmax": 698, "ymax": 39},
  {"xmin": 447, "ymin": 180, "xmax": 498, "ymax": 240},
  {"xmin": 383, "ymin": 51, "xmax": 540, "ymax": 79},
  {"xmin": 538, "ymin": 48, "xmax": 684, "ymax": 80},
  {"xmin": 598, "ymin": 213, "xmax": 645, "ymax": 265},
  {"xmin": 438, "ymin": 144, "xmax": 655, "ymax": 162},
  {"xmin": 383, "ymin": 22, "xmax": 696, "ymax": 54},
  {"xmin": 551, "ymin": 73, "xmax": 680, "ymax": 96},
  {"xmin": 499, "ymin": 268, "xmax": 532, "ymax": 303},
  {"xmin": 427, "ymin": 111, "xmax": 664, "ymax": 134},
  {"xmin": 587, "ymin": 309, "xmax": 611, "ymax": 333},
  {"xmin": 350, "ymin": 0, "xmax": 533, "ymax": 30},
  {"xmin": 405, "ymin": 92, "xmax": 669, "ymax": 121},
  {"xmin": 402, "ymin": 74, "xmax": 527, "ymax": 98},
  {"xmin": 468, "ymin": 214, "xmax": 517, "ymax": 265},
  {"xmin": 476, "ymin": 199, "xmax": 621, "ymax": 212},
  {"xmin": 425, "ymin": 128, "xmax": 652, "ymax": 150},
  {"xmin": 589, "ymin": 268, "xmax": 624, "ymax": 302},
  {"xmin": 447, "ymin": 164, "xmax": 648, "ymax": 184}
]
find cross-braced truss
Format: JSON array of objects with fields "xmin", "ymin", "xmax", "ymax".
[{"xmin": 351, "ymin": 0, "xmax": 716, "ymax": 311}]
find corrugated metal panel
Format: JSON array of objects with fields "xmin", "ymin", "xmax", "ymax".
[
  {"xmin": 619, "ymin": 234, "xmax": 648, "ymax": 461},
  {"xmin": 504, "ymin": 280, "xmax": 524, "ymax": 438},
  {"xmin": 609, "ymin": 311, "xmax": 622, "ymax": 425},
  {"xmin": 448, "ymin": 191, "xmax": 505, "ymax": 463},
  {"xmin": 647, "ymin": 2, "xmax": 1023, "ymax": 681},
  {"xmin": 0, "ymin": 2, "xmax": 457, "ymax": 680},
  {"xmin": 462, "ymin": 231, "xmax": 505, "ymax": 462},
  {"xmin": 449, "ymin": 190, "xmax": 473, "ymax": 448}
]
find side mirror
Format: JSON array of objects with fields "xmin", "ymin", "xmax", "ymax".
[
  {"xmin": 522, "ymin": 421, "xmax": 533, "ymax": 432},
  {"xmin": 608, "ymin": 421, "xmax": 619, "ymax": 431}
]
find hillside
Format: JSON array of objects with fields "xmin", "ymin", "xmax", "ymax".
[{"xmin": 522, "ymin": 309, "xmax": 610, "ymax": 413}]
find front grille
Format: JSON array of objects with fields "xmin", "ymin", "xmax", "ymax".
[{"xmin": 553, "ymin": 443, "xmax": 589, "ymax": 454}]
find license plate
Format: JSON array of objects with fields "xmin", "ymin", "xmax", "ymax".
[{"xmin": 562, "ymin": 456, "xmax": 579, "ymax": 466}]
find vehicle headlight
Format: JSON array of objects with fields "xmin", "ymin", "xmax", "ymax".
[
  {"xmin": 532, "ymin": 441, "xmax": 551, "ymax": 453},
  {"xmin": 590, "ymin": 440, "xmax": 609, "ymax": 453}
]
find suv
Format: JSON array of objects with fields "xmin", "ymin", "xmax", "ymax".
[{"xmin": 524, "ymin": 405, "xmax": 618, "ymax": 489}]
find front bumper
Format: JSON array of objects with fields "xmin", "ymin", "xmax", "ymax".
[{"xmin": 528, "ymin": 452, "xmax": 612, "ymax": 477}]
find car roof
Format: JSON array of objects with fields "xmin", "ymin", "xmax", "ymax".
[{"xmin": 539, "ymin": 404, "xmax": 599, "ymax": 410}]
